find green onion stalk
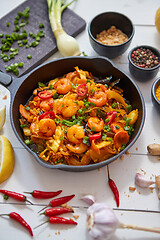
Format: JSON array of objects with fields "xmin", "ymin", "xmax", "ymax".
[{"xmin": 47, "ymin": 0, "xmax": 81, "ymax": 56}]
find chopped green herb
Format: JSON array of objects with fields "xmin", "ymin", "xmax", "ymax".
[
  {"xmin": 60, "ymin": 136, "xmax": 64, "ymax": 141},
  {"xmin": 25, "ymin": 106, "xmax": 30, "ymax": 111},
  {"xmin": 102, "ymin": 133, "xmax": 107, "ymax": 140},
  {"xmin": 24, "ymin": 139, "xmax": 33, "ymax": 145},
  {"xmin": 82, "ymin": 51, "xmax": 87, "ymax": 56},
  {"xmin": 39, "ymin": 23, "xmax": 44, "ymax": 28},
  {"xmin": 27, "ymin": 54, "xmax": 32, "ymax": 59},
  {"xmin": 53, "ymin": 93, "xmax": 59, "ymax": 99},
  {"xmin": 71, "ymin": 82, "xmax": 76, "ymax": 89},
  {"xmin": 54, "ymin": 118, "xmax": 60, "ymax": 124},
  {"xmin": 6, "ymin": 22, "xmax": 10, "ymax": 27},
  {"xmin": 91, "ymin": 127, "xmax": 96, "ymax": 132},
  {"xmin": 4, "ymin": 195, "xmax": 9, "ymax": 200},
  {"xmin": 83, "ymin": 136, "xmax": 89, "ymax": 145},
  {"xmin": 38, "ymin": 82, "xmax": 46, "ymax": 87},
  {"xmin": 112, "ymin": 102, "xmax": 117, "ymax": 108},
  {"xmin": 126, "ymin": 105, "xmax": 132, "ymax": 110},
  {"xmin": 20, "ymin": 124, "xmax": 27, "ymax": 128},
  {"xmin": 104, "ymin": 124, "xmax": 111, "ymax": 132}
]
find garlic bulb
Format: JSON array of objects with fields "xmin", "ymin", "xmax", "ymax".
[
  {"xmin": 86, "ymin": 203, "xmax": 119, "ymax": 240},
  {"xmin": 135, "ymin": 173, "xmax": 155, "ymax": 188},
  {"xmin": 81, "ymin": 195, "xmax": 96, "ymax": 206}
]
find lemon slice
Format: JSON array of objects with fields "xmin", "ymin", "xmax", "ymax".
[
  {"xmin": 155, "ymin": 7, "xmax": 160, "ymax": 33},
  {"xmin": 0, "ymin": 135, "xmax": 14, "ymax": 184},
  {"xmin": 0, "ymin": 105, "xmax": 6, "ymax": 130}
]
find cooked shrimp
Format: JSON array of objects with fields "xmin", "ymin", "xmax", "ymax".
[
  {"xmin": 54, "ymin": 78, "xmax": 72, "ymax": 94},
  {"xmin": 88, "ymin": 91, "xmax": 107, "ymax": 107},
  {"xmin": 66, "ymin": 71, "xmax": 79, "ymax": 84},
  {"xmin": 87, "ymin": 117, "xmax": 104, "ymax": 132},
  {"xmin": 39, "ymin": 119, "xmax": 56, "ymax": 137},
  {"xmin": 67, "ymin": 125, "xmax": 85, "ymax": 144},
  {"xmin": 67, "ymin": 142, "xmax": 88, "ymax": 154},
  {"xmin": 61, "ymin": 99, "xmax": 78, "ymax": 118},
  {"xmin": 40, "ymin": 98, "xmax": 54, "ymax": 111},
  {"xmin": 30, "ymin": 121, "xmax": 40, "ymax": 135}
]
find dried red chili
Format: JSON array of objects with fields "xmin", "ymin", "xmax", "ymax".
[
  {"xmin": 38, "ymin": 91, "xmax": 53, "ymax": 99},
  {"xmin": 0, "ymin": 212, "xmax": 33, "ymax": 236},
  {"xmin": 89, "ymin": 132, "xmax": 102, "ymax": 141},
  {"xmin": 107, "ymin": 166, "xmax": 119, "ymax": 207},
  {"xmin": 0, "ymin": 190, "xmax": 33, "ymax": 204},
  {"xmin": 106, "ymin": 111, "xmax": 117, "ymax": 125},
  {"xmin": 41, "ymin": 207, "xmax": 74, "ymax": 217},
  {"xmin": 77, "ymin": 84, "xmax": 88, "ymax": 96},
  {"xmin": 38, "ymin": 194, "xmax": 75, "ymax": 213},
  {"xmin": 24, "ymin": 189, "xmax": 62, "ymax": 199},
  {"xmin": 38, "ymin": 111, "xmax": 55, "ymax": 120}
]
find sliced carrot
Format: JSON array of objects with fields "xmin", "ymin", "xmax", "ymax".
[
  {"xmin": 19, "ymin": 104, "xmax": 33, "ymax": 122},
  {"xmin": 77, "ymin": 78, "xmax": 87, "ymax": 84},
  {"xmin": 114, "ymin": 130, "xmax": 129, "ymax": 149}
]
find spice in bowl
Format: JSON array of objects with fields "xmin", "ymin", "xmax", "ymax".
[
  {"xmin": 96, "ymin": 26, "xmax": 129, "ymax": 45},
  {"xmin": 155, "ymin": 84, "xmax": 160, "ymax": 101},
  {"xmin": 131, "ymin": 47, "xmax": 159, "ymax": 69}
]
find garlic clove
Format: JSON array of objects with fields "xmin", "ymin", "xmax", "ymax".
[
  {"xmin": 81, "ymin": 194, "xmax": 96, "ymax": 205},
  {"xmin": 87, "ymin": 203, "xmax": 119, "ymax": 240},
  {"xmin": 135, "ymin": 173, "xmax": 155, "ymax": 188}
]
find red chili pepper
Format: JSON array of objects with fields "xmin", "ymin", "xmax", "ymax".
[
  {"xmin": 24, "ymin": 190, "xmax": 62, "ymax": 199},
  {"xmin": 0, "ymin": 190, "xmax": 33, "ymax": 204},
  {"xmin": 0, "ymin": 212, "xmax": 33, "ymax": 236},
  {"xmin": 107, "ymin": 166, "xmax": 119, "ymax": 207},
  {"xmin": 41, "ymin": 207, "xmax": 74, "ymax": 217},
  {"xmin": 77, "ymin": 84, "xmax": 88, "ymax": 96},
  {"xmin": 38, "ymin": 91, "xmax": 53, "ymax": 99},
  {"xmin": 89, "ymin": 132, "xmax": 102, "ymax": 141},
  {"xmin": 38, "ymin": 111, "xmax": 55, "ymax": 120},
  {"xmin": 106, "ymin": 111, "xmax": 117, "ymax": 125},
  {"xmin": 34, "ymin": 216, "xmax": 77, "ymax": 229},
  {"xmin": 38, "ymin": 194, "xmax": 75, "ymax": 213}
]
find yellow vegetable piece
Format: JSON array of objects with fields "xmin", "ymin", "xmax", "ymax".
[
  {"xmin": 127, "ymin": 109, "xmax": 138, "ymax": 125},
  {"xmin": 0, "ymin": 135, "xmax": 15, "ymax": 184},
  {"xmin": 107, "ymin": 90, "xmax": 127, "ymax": 107},
  {"xmin": 155, "ymin": 7, "xmax": 160, "ymax": 33}
]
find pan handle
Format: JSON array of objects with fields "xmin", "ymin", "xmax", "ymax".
[{"xmin": 0, "ymin": 71, "xmax": 12, "ymax": 86}]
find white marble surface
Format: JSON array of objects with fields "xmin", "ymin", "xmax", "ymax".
[{"xmin": 0, "ymin": 0, "xmax": 160, "ymax": 239}]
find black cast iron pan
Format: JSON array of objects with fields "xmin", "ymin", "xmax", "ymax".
[{"xmin": 0, "ymin": 56, "xmax": 145, "ymax": 172}]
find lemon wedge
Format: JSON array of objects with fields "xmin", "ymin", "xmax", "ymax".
[
  {"xmin": 0, "ymin": 135, "xmax": 14, "ymax": 184},
  {"xmin": 155, "ymin": 7, "xmax": 160, "ymax": 33},
  {"xmin": 0, "ymin": 105, "xmax": 6, "ymax": 130}
]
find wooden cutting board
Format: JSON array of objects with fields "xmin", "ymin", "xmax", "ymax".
[{"xmin": 0, "ymin": 0, "xmax": 86, "ymax": 77}]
